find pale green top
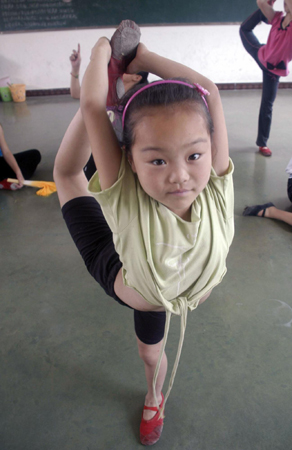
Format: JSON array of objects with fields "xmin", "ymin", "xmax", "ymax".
[
  {"xmin": 88, "ymin": 151, "xmax": 234, "ymax": 315},
  {"xmin": 88, "ymin": 151, "xmax": 234, "ymax": 411}
]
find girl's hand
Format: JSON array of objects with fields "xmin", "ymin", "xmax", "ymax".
[
  {"xmin": 126, "ymin": 43, "xmax": 149, "ymax": 74},
  {"xmin": 15, "ymin": 169, "xmax": 24, "ymax": 189},
  {"xmin": 90, "ymin": 37, "xmax": 111, "ymax": 62},
  {"xmin": 70, "ymin": 44, "xmax": 81, "ymax": 71}
]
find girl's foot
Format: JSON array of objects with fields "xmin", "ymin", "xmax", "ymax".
[
  {"xmin": 107, "ymin": 20, "xmax": 141, "ymax": 106},
  {"xmin": 259, "ymin": 146, "xmax": 272, "ymax": 157},
  {"xmin": 243, "ymin": 202, "xmax": 275, "ymax": 217},
  {"xmin": 110, "ymin": 20, "xmax": 141, "ymax": 63},
  {"xmin": 140, "ymin": 393, "xmax": 164, "ymax": 446},
  {"xmin": 143, "ymin": 393, "xmax": 163, "ymax": 421}
]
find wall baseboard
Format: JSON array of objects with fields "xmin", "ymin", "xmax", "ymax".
[
  {"xmin": 24, "ymin": 82, "xmax": 292, "ymax": 97},
  {"xmin": 216, "ymin": 82, "xmax": 292, "ymax": 90},
  {"xmin": 26, "ymin": 88, "xmax": 70, "ymax": 96}
]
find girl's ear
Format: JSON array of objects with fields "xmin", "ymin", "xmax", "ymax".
[
  {"xmin": 133, "ymin": 74, "xmax": 142, "ymax": 83},
  {"xmin": 127, "ymin": 153, "xmax": 137, "ymax": 173}
]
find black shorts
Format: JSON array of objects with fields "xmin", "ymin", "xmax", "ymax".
[{"xmin": 62, "ymin": 196, "xmax": 166, "ymax": 345}]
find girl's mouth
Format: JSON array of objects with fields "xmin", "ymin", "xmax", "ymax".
[{"xmin": 168, "ymin": 189, "xmax": 190, "ymax": 195}]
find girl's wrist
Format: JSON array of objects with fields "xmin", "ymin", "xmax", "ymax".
[{"xmin": 15, "ymin": 168, "xmax": 23, "ymax": 179}]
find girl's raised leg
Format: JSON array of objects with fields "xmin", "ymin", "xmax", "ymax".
[{"xmin": 239, "ymin": 9, "xmax": 267, "ymax": 64}]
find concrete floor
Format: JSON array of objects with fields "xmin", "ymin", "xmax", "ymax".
[{"xmin": 0, "ymin": 90, "xmax": 292, "ymax": 450}]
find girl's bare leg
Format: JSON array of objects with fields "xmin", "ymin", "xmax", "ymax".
[
  {"xmin": 136, "ymin": 337, "xmax": 168, "ymax": 420},
  {"xmin": 260, "ymin": 206, "xmax": 292, "ymax": 226}
]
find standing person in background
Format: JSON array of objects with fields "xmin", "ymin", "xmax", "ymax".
[
  {"xmin": 0, "ymin": 124, "xmax": 41, "ymax": 191},
  {"xmin": 240, "ymin": 0, "xmax": 292, "ymax": 157}
]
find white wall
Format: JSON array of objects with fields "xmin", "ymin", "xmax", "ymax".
[{"xmin": 1, "ymin": 1, "xmax": 291, "ymax": 89}]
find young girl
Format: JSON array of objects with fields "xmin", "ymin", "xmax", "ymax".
[
  {"xmin": 54, "ymin": 30, "xmax": 234, "ymax": 446},
  {"xmin": 240, "ymin": 0, "xmax": 292, "ymax": 157},
  {"xmin": 0, "ymin": 123, "xmax": 41, "ymax": 190}
]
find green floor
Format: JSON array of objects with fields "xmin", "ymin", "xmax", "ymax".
[{"xmin": 1, "ymin": 91, "xmax": 292, "ymax": 450}]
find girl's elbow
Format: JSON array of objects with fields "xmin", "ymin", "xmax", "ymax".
[
  {"xmin": 208, "ymin": 83, "xmax": 220, "ymax": 103},
  {"xmin": 209, "ymin": 83, "xmax": 219, "ymax": 96}
]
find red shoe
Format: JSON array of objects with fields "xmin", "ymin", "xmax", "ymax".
[
  {"xmin": 259, "ymin": 146, "xmax": 272, "ymax": 157},
  {"xmin": 0, "ymin": 179, "xmax": 19, "ymax": 190},
  {"xmin": 140, "ymin": 393, "xmax": 164, "ymax": 446}
]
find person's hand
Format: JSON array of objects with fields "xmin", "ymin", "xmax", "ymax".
[
  {"xmin": 267, "ymin": 0, "xmax": 276, "ymax": 5},
  {"xmin": 126, "ymin": 43, "xmax": 149, "ymax": 74},
  {"xmin": 14, "ymin": 168, "xmax": 24, "ymax": 189},
  {"xmin": 70, "ymin": 44, "xmax": 81, "ymax": 72}
]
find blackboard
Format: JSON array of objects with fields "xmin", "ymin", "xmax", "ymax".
[{"xmin": 0, "ymin": 0, "xmax": 258, "ymax": 33}]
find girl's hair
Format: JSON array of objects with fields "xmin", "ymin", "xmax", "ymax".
[
  {"xmin": 137, "ymin": 71, "xmax": 149, "ymax": 85},
  {"xmin": 120, "ymin": 78, "xmax": 214, "ymax": 154}
]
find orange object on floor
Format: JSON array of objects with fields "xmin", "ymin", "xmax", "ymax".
[{"xmin": 7, "ymin": 178, "xmax": 57, "ymax": 196}]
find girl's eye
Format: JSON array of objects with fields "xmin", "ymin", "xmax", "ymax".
[
  {"xmin": 152, "ymin": 159, "xmax": 166, "ymax": 166},
  {"xmin": 189, "ymin": 153, "xmax": 200, "ymax": 161}
]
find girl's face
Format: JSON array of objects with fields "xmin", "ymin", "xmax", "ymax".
[{"xmin": 129, "ymin": 105, "xmax": 212, "ymax": 221}]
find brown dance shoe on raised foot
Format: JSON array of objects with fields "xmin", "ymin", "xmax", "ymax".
[
  {"xmin": 140, "ymin": 393, "xmax": 164, "ymax": 446},
  {"xmin": 110, "ymin": 20, "xmax": 141, "ymax": 64},
  {"xmin": 107, "ymin": 20, "xmax": 141, "ymax": 106}
]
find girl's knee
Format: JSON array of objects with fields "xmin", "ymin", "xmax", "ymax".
[{"xmin": 137, "ymin": 338, "xmax": 163, "ymax": 366}]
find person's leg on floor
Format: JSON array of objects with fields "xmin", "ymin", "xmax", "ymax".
[
  {"xmin": 0, "ymin": 149, "xmax": 41, "ymax": 181},
  {"xmin": 262, "ymin": 205, "xmax": 292, "ymax": 225},
  {"xmin": 243, "ymin": 203, "xmax": 292, "ymax": 226},
  {"xmin": 13, "ymin": 149, "xmax": 41, "ymax": 179}
]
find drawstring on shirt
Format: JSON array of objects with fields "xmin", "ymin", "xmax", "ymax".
[{"xmin": 152, "ymin": 297, "xmax": 189, "ymax": 419}]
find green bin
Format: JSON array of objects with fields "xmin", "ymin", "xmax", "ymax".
[{"xmin": 0, "ymin": 86, "xmax": 13, "ymax": 102}]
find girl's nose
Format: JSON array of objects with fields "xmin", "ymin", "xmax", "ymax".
[{"xmin": 168, "ymin": 165, "xmax": 189, "ymax": 184}]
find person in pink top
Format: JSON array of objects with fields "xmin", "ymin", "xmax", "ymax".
[{"xmin": 240, "ymin": 0, "xmax": 292, "ymax": 156}]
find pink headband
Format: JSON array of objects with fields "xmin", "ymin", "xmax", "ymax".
[{"xmin": 121, "ymin": 79, "xmax": 210, "ymax": 128}]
